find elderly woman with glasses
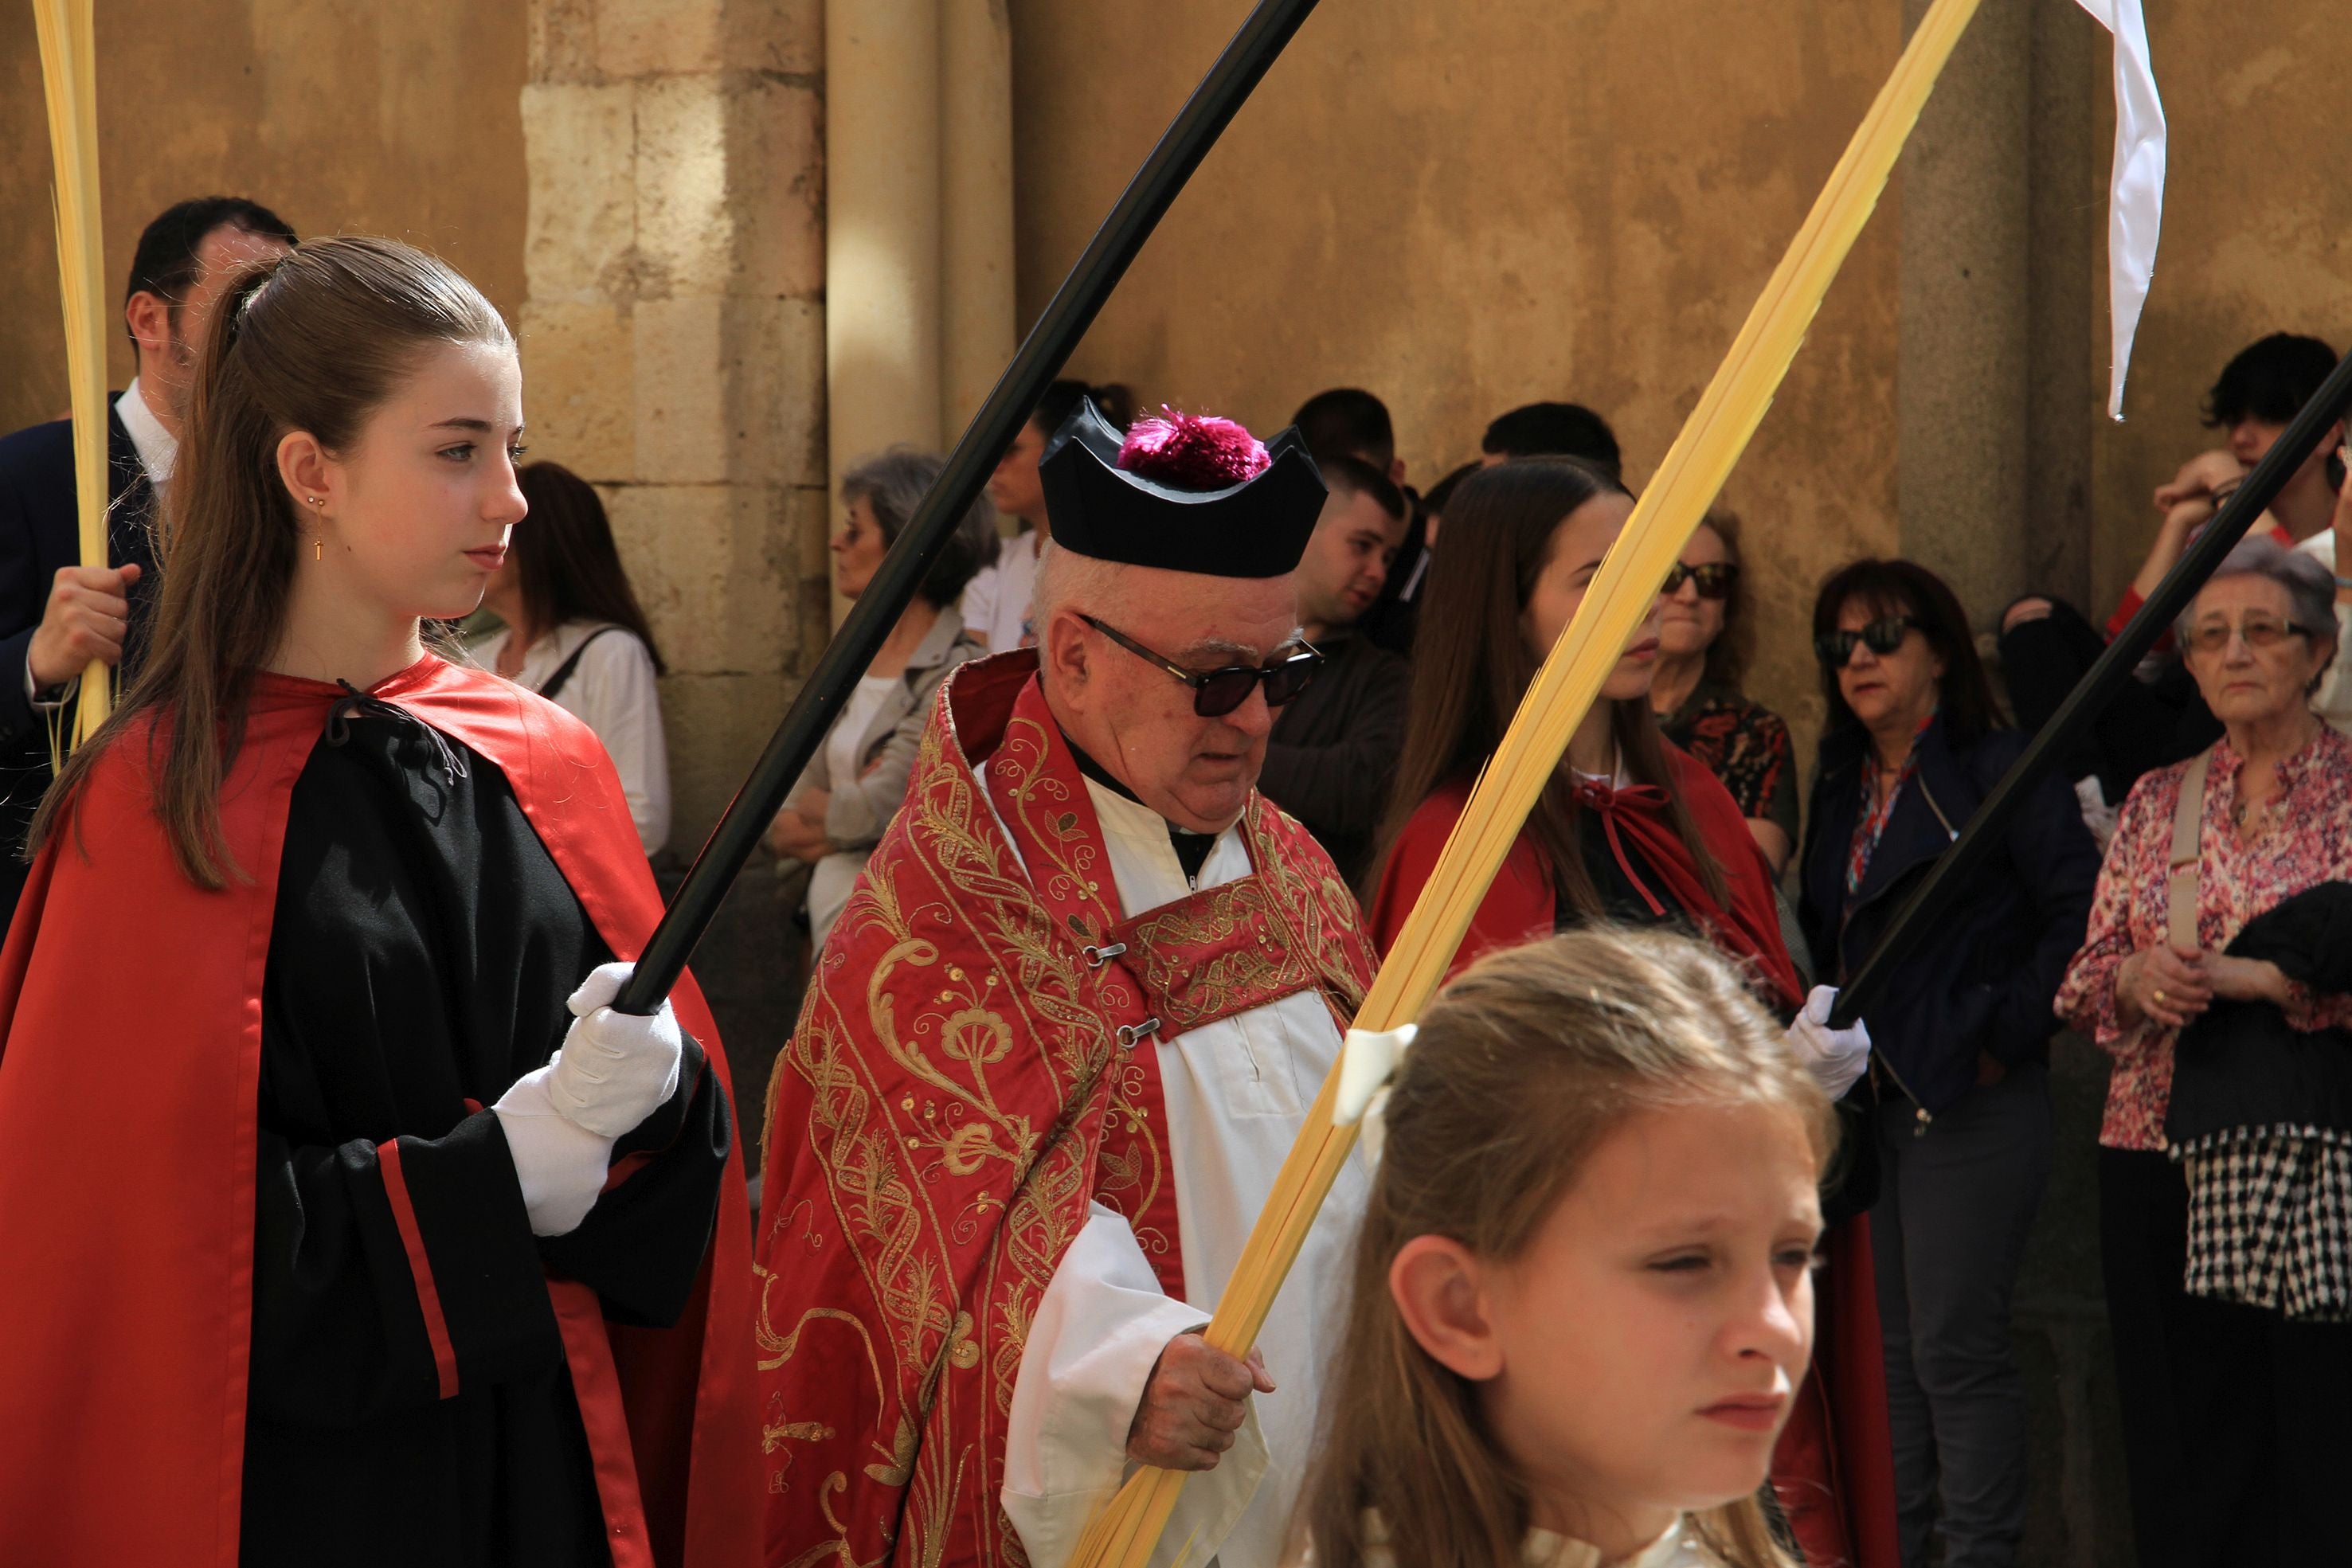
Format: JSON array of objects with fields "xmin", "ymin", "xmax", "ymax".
[
  {"xmin": 1649, "ymin": 511, "xmax": 1801, "ymax": 875},
  {"xmin": 767, "ymin": 447, "xmax": 997, "ymax": 948},
  {"xmin": 1798, "ymin": 557, "xmax": 2100, "ymax": 1568},
  {"xmin": 2056, "ymin": 536, "xmax": 2352, "ymax": 1564}
]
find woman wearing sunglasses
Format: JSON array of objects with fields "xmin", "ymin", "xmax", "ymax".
[
  {"xmin": 1650, "ymin": 511, "xmax": 1800, "ymax": 875},
  {"xmin": 1798, "ymin": 557, "xmax": 2100, "ymax": 1568},
  {"xmin": 1369, "ymin": 459, "xmax": 1898, "ymax": 1568}
]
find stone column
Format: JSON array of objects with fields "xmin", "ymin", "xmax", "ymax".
[
  {"xmin": 1896, "ymin": 0, "xmax": 2032, "ymax": 624},
  {"xmin": 824, "ymin": 0, "xmax": 1017, "ymax": 539},
  {"xmin": 825, "ymin": 0, "xmax": 944, "ymax": 495},
  {"xmin": 940, "ymin": 0, "xmax": 1017, "ymax": 436},
  {"xmin": 519, "ymin": 0, "xmax": 832, "ymax": 1134},
  {"xmin": 519, "ymin": 0, "xmax": 830, "ymax": 850}
]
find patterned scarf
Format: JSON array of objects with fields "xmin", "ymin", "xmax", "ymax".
[{"xmin": 1845, "ymin": 712, "xmax": 1935, "ymax": 897}]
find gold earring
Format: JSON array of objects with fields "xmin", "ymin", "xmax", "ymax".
[{"xmin": 314, "ymin": 538, "xmax": 323, "ymax": 561}]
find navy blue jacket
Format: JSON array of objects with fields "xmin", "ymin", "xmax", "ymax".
[
  {"xmin": 1799, "ymin": 718, "xmax": 2099, "ymax": 1116},
  {"xmin": 0, "ymin": 405, "xmax": 159, "ymax": 921}
]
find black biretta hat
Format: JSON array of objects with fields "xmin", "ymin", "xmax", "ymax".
[{"xmin": 1038, "ymin": 398, "xmax": 1326, "ymax": 578}]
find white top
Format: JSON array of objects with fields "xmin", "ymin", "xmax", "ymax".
[
  {"xmin": 826, "ymin": 675, "xmax": 898, "ymax": 795},
  {"xmin": 996, "ymin": 776, "xmax": 1367, "ymax": 1568},
  {"xmin": 115, "ymin": 378, "xmax": 176, "ymax": 491},
  {"xmin": 959, "ymin": 529, "xmax": 1041, "ymax": 654},
  {"xmin": 2292, "ymin": 530, "xmax": 2352, "ymax": 737},
  {"xmin": 472, "ymin": 620, "xmax": 672, "ymax": 854}
]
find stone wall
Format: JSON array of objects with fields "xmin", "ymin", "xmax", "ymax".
[
  {"xmin": 519, "ymin": 0, "xmax": 832, "ymax": 1132},
  {"xmin": 0, "ymin": 0, "xmax": 529, "ymax": 433}
]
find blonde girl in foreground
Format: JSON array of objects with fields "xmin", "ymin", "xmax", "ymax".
[{"xmin": 1299, "ymin": 928, "xmax": 1831, "ymax": 1568}]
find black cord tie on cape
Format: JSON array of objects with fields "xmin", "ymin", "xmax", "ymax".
[
  {"xmin": 1571, "ymin": 776, "xmax": 1669, "ymax": 919},
  {"xmin": 327, "ymin": 679, "xmax": 470, "ymax": 787}
]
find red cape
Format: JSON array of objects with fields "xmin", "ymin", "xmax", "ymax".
[
  {"xmin": 0, "ymin": 655, "xmax": 761, "ymax": 1567},
  {"xmin": 1368, "ymin": 744, "xmax": 1802, "ymax": 1007},
  {"xmin": 1368, "ymin": 747, "xmax": 1898, "ymax": 1568}
]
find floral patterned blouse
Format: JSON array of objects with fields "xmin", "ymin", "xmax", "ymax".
[
  {"xmin": 1658, "ymin": 681, "xmax": 1798, "ymax": 845},
  {"xmin": 2054, "ymin": 728, "xmax": 2352, "ymax": 1150}
]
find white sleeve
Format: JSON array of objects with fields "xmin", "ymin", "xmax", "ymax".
[
  {"xmin": 570, "ymin": 632, "xmax": 672, "ymax": 856},
  {"xmin": 1001, "ymin": 1203, "xmax": 1267, "ymax": 1568},
  {"xmin": 960, "ymin": 565, "xmax": 1000, "ymax": 652}
]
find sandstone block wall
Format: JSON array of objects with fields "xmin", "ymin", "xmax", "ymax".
[
  {"xmin": 519, "ymin": 0, "xmax": 830, "ymax": 855},
  {"xmin": 521, "ymin": 0, "xmax": 833, "ymax": 1131}
]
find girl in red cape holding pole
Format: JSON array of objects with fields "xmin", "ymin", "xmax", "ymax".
[
  {"xmin": 0, "ymin": 237, "xmax": 758, "ymax": 1567},
  {"xmin": 1368, "ymin": 459, "xmax": 1898, "ymax": 1568}
]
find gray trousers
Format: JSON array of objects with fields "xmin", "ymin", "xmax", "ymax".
[{"xmin": 1870, "ymin": 1059, "xmax": 2053, "ymax": 1568}]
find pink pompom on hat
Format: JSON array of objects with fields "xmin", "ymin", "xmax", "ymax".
[
  {"xmin": 1115, "ymin": 409, "xmax": 1273, "ymax": 490},
  {"xmin": 1038, "ymin": 398, "xmax": 1325, "ymax": 578}
]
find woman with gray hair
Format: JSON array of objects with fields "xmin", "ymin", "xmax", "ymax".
[
  {"xmin": 2057, "ymin": 534, "xmax": 2352, "ymax": 1562},
  {"xmin": 766, "ymin": 447, "xmax": 997, "ymax": 947}
]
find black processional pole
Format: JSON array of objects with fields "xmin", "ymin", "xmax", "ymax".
[
  {"xmin": 615, "ymin": 0, "xmax": 1325, "ymax": 1015},
  {"xmin": 1830, "ymin": 353, "xmax": 2352, "ymax": 1030}
]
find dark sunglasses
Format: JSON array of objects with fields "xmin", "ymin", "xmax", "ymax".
[
  {"xmin": 1814, "ymin": 616, "xmax": 1920, "ymax": 667},
  {"xmin": 1661, "ymin": 561, "xmax": 1740, "ymax": 600},
  {"xmin": 1080, "ymin": 614, "xmax": 1323, "ymax": 718}
]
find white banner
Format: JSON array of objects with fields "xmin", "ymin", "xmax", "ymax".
[{"xmin": 2074, "ymin": 0, "xmax": 2167, "ymax": 420}]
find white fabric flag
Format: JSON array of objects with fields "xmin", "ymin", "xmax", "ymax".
[{"xmin": 2075, "ymin": 0, "xmax": 2166, "ymax": 420}]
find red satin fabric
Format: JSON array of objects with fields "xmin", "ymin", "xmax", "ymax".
[
  {"xmin": 1368, "ymin": 742, "xmax": 1802, "ymax": 1009},
  {"xmin": 0, "ymin": 655, "xmax": 760, "ymax": 1567}
]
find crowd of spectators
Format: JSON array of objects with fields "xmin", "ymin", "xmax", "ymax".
[
  {"xmin": 772, "ymin": 332, "xmax": 2352, "ymax": 1566},
  {"xmin": 10, "ymin": 192, "xmax": 2347, "ymax": 1568}
]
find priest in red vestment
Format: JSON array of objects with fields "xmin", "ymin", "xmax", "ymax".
[{"xmin": 756, "ymin": 401, "xmax": 1378, "ymax": 1568}]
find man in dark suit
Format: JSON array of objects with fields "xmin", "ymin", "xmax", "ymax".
[{"xmin": 0, "ymin": 195, "xmax": 295, "ymax": 921}]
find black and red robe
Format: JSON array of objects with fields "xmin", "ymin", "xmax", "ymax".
[{"xmin": 0, "ymin": 656, "xmax": 760, "ymax": 1566}]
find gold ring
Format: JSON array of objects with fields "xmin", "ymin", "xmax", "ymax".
[{"xmin": 2154, "ymin": 988, "xmax": 2167, "ymax": 1005}]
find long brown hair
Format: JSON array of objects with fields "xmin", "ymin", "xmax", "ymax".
[
  {"xmin": 1376, "ymin": 459, "xmax": 1728, "ymax": 915},
  {"xmin": 1698, "ymin": 510, "xmax": 1755, "ymax": 690},
  {"xmin": 32, "ymin": 237, "xmax": 512, "ymax": 888},
  {"xmin": 512, "ymin": 462, "xmax": 666, "ymax": 675},
  {"xmin": 1300, "ymin": 929, "xmax": 1830, "ymax": 1568}
]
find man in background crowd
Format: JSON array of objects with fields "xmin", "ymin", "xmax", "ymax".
[
  {"xmin": 0, "ymin": 194, "xmax": 295, "ymax": 922},
  {"xmin": 1260, "ymin": 456, "xmax": 1411, "ymax": 885},
  {"xmin": 1293, "ymin": 387, "xmax": 1426, "ymax": 657},
  {"xmin": 1479, "ymin": 399, "xmax": 1622, "ymax": 473}
]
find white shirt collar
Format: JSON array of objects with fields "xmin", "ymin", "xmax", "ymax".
[{"xmin": 114, "ymin": 378, "xmax": 178, "ymax": 487}]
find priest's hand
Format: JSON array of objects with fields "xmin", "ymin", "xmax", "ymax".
[
  {"xmin": 547, "ymin": 961, "xmax": 685, "ymax": 1138},
  {"xmin": 28, "ymin": 562, "xmax": 142, "ymax": 688},
  {"xmin": 1126, "ymin": 1330, "xmax": 1276, "ymax": 1472}
]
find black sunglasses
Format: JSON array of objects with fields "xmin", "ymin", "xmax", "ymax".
[
  {"xmin": 1661, "ymin": 561, "xmax": 1740, "ymax": 600},
  {"xmin": 1814, "ymin": 616, "xmax": 1920, "ymax": 667},
  {"xmin": 1080, "ymin": 615, "xmax": 1324, "ymax": 718}
]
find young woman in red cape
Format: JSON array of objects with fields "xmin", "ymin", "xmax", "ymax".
[
  {"xmin": 1367, "ymin": 459, "xmax": 1899, "ymax": 1568},
  {"xmin": 0, "ymin": 238, "xmax": 759, "ymax": 1566}
]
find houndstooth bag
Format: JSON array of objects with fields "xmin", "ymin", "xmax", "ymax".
[{"xmin": 2166, "ymin": 749, "xmax": 2352, "ymax": 1320}]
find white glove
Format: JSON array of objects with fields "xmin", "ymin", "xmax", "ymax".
[
  {"xmin": 1787, "ymin": 985, "xmax": 1872, "ymax": 1099},
  {"xmin": 546, "ymin": 961, "xmax": 684, "ymax": 1139},
  {"xmin": 492, "ymin": 1066, "xmax": 614, "ymax": 1236}
]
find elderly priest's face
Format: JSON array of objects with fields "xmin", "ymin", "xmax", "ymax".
[{"xmin": 1043, "ymin": 562, "xmax": 1301, "ymax": 835}]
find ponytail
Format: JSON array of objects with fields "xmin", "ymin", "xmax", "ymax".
[{"xmin": 30, "ymin": 236, "xmax": 511, "ymax": 887}]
